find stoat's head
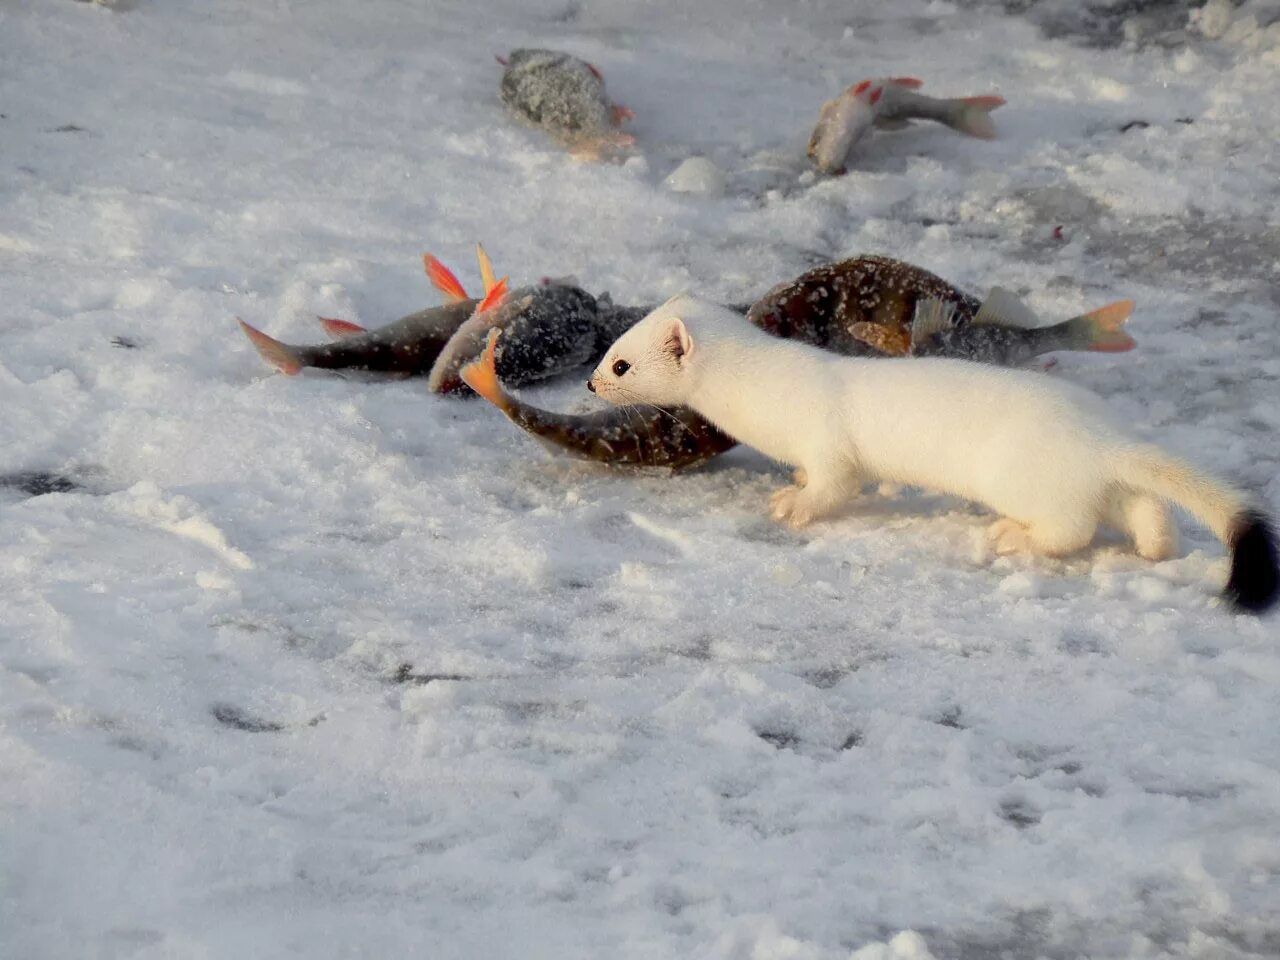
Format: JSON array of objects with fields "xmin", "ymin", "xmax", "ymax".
[{"xmin": 588, "ymin": 293, "xmax": 698, "ymax": 407}]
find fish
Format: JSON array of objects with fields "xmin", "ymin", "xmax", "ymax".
[
  {"xmin": 906, "ymin": 292, "xmax": 1135, "ymax": 364},
  {"xmin": 239, "ymin": 248, "xmax": 608, "ymax": 391},
  {"xmin": 427, "ymin": 267, "xmax": 602, "ymax": 396},
  {"xmin": 460, "ymin": 328, "xmax": 738, "ymax": 469},
  {"xmin": 807, "ymin": 77, "xmax": 1005, "ymax": 175},
  {"xmin": 498, "ymin": 48, "xmax": 635, "ymax": 158},
  {"xmin": 747, "ymin": 255, "xmax": 1134, "ymax": 365},
  {"xmin": 237, "ymin": 254, "xmax": 482, "ymax": 378}
]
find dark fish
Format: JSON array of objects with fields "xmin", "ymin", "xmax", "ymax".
[
  {"xmin": 428, "ymin": 283, "xmax": 602, "ymax": 395},
  {"xmin": 747, "ymin": 255, "xmax": 1134, "ymax": 364},
  {"xmin": 460, "ymin": 329, "xmax": 737, "ymax": 469},
  {"xmin": 239, "ymin": 251, "xmax": 608, "ymax": 390},
  {"xmin": 239, "ymin": 298, "xmax": 476, "ymax": 377},
  {"xmin": 907, "ymin": 294, "xmax": 1135, "ymax": 364},
  {"xmin": 498, "ymin": 48, "xmax": 634, "ymax": 157}
]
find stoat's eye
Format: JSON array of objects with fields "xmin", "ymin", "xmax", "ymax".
[{"xmin": 611, "ymin": 359, "xmax": 631, "ymax": 377}]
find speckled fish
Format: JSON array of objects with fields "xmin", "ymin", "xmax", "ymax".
[
  {"xmin": 237, "ymin": 267, "xmax": 475, "ymax": 377},
  {"xmin": 747, "ymin": 255, "xmax": 1134, "ymax": 364},
  {"xmin": 427, "ymin": 253, "xmax": 617, "ymax": 396},
  {"xmin": 240, "ymin": 247, "xmax": 606, "ymax": 391},
  {"xmin": 461, "ymin": 328, "xmax": 738, "ymax": 469},
  {"xmin": 498, "ymin": 48, "xmax": 635, "ymax": 157},
  {"xmin": 807, "ymin": 77, "xmax": 1005, "ymax": 175}
]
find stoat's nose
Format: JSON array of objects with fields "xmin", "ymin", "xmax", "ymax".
[{"xmin": 586, "ymin": 380, "xmax": 596, "ymax": 393}]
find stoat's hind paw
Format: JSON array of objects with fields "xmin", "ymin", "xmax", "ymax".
[{"xmin": 988, "ymin": 517, "xmax": 1032, "ymax": 555}]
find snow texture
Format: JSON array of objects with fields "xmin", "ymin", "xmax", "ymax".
[{"xmin": 3, "ymin": 1, "xmax": 1280, "ymax": 958}]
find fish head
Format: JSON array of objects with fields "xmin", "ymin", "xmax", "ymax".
[
  {"xmin": 807, "ymin": 84, "xmax": 876, "ymax": 174},
  {"xmin": 534, "ymin": 280, "xmax": 596, "ymax": 314},
  {"xmin": 589, "ymin": 293, "xmax": 700, "ymax": 407}
]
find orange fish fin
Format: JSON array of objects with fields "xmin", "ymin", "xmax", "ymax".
[
  {"xmin": 424, "ymin": 254, "xmax": 469, "ymax": 302},
  {"xmin": 477, "ymin": 277, "xmax": 509, "ymax": 314},
  {"xmin": 238, "ymin": 319, "xmax": 303, "ymax": 375},
  {"xmin": 459, "ymin": 329, "xmax": 509, "ymax": 410},
  {"xmin": 476, "ymin": 243, "xmax": 498, "ymax": 296},
  {"xmin": 850, "ymin": 322, "xmax": 909, "ymax": 356},
  {"xmin": 891, "ymin": 76, "xmax": 924, "ymax": 88},
  {"xmin": 1077, "ymin": 299, "xmax": 1136, "ymax": 353},
  {"xmin": 318, "ymin": 317, "xmax": 367, "ymax": 339}
]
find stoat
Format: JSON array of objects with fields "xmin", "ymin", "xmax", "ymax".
[{"xmin": 587, "ymin": 295, "xmax": 1278, "ymax": 613}]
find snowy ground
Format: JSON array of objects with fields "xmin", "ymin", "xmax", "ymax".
[{"xmin": 3, "ymin": 0, "xmax": 1280, "ymax": 957}]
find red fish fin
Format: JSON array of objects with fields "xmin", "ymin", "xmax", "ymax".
[
  {"xmin": 962, "ymin": 95, "xmax": 1006, "ymax": 109},
  {"xmin": 869, "ymin": 86, "xmax": 884, "ymax": 106},
  {"xmin": 612, "ymin": 104, "xmax": 635, "ymax": 126},
  {"xmin": 495, "ymin": 54, "xmax": 508, "ymax": 66},
  {"xmin": 459, "ymin": 329, "xmax": 510, "ymax": 411},
  {"xmin": 477, "ymin": 277, "xmax": 509, "ymax": 314},
  {"xmin": 851, "ymin": 79, "xmax": 872, "ymax": 95},
  {"xmin": 587, "ymin": 62, "xmax": 604, "ymax": 82},
  {"xmin": 238, "ymin": 319, "xmax": 303, "ymax": 375},
  {"xmin": 891, "ymin": 76, "xmax": 924, "ymax": 88},
  {"xmin": 424, "ymin": 255, "xmax": 470, "ymax": 302},
  {"xmin": 318, "ymin": 317, "xmax": 367, "ymax": 339}
]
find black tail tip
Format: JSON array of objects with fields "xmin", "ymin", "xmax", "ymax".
[{"xmin": 1225, "ymin": 510, "xmax": 1279, "ymax": 614}]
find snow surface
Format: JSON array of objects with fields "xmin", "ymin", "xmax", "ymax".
[{"xmin": 3, "ymin": 1, "xmax": 1280, "ymax": 957}]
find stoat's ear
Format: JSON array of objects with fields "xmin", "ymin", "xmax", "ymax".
[{"xmin": 664, "ymin": 317, "xmax": 693, "ymax": 362}]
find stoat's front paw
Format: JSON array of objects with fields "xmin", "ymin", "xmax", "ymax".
[
  {"xmin": 770, "ymin": 485, "xmax": 815, "ymax": 528},
  {"xmin": 988, "ymin": 518, "xmax": 1031, "ymax": 555}
]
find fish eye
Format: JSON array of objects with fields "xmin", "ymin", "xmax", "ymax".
[{"xmin": 611, "ymin": 359, "xmax": 631, "ymax": 377}]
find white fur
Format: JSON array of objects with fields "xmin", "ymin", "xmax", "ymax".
[{"xmin": 589, "ymin": 295, "xmax": 1248, "ymax": 560}]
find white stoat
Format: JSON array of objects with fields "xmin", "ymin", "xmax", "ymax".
[{"xmin": 587, "ymin": 294, "xmax": 1278, "ymax": 613}]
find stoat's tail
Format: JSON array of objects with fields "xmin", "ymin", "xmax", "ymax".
[{"xmin": 1115, "ymin": 447, "xmax": 1278, "ymax": 612}]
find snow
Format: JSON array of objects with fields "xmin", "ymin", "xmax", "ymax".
[
  {"xmin": 664, "ymin": 156, "xmax": 728, "ymax": 196},
  {"xmin": 2, "ymin": 1, "xmax": 1280, "ymax": 957}
]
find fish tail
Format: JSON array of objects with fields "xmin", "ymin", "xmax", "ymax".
[
  {"xmin": 459, "ymin": 329, "xmax": 511, "ymax": 413},
  {"xmin": 238, "ymin": 318, "xmax": 304, "ymax": 375},
  {"xmin": 318, "ymin": 316, "xmax": 367, "ymax": 339},
  {"xmin": 948, "ymin": 95, "xmax": 1005, "ymax": 139},
  {"xmin": 1063, "ymin": 299, "xmax": 1136, "ymax": 353}
]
